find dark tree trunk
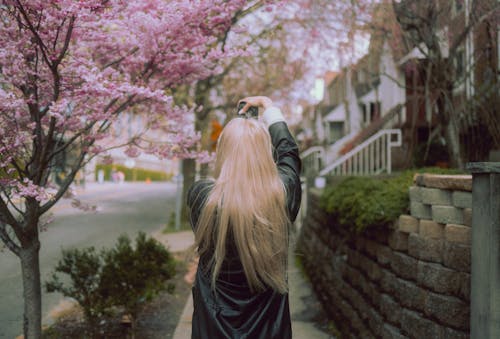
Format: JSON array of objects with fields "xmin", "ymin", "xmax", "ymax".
[
  {"xmin": 19, "ymin": 239, "xmax": 42, "ymax": 339},
  {"xmin": 436, "ymin": 83, "xmax": 464, "ymax": 169},
  {"xmin": 181, "ymin": 106, "xmax": 213, "ymax": 225},
  {"xmin": 443, "ymin": 115, "xmax": 464, "ymax": 169},
  {"xmin": 181, "ymin": 158, "xmax": 196, "ymax": 223}
]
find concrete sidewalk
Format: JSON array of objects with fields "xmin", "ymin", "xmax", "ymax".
[{"xmin": 166, "ymin": 231, "xmax": 333, "ymax": 339}]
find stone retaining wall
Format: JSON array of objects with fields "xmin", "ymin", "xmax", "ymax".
[{"xmin": 297, "ymin": 174, "xmax": 472, "ymax": 339}]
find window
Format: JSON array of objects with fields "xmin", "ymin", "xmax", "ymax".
[
  {"xmin": 360, "ymin": 103, "xmax": 367, "ymax": 125},
  {"xmin": 328, "ymin": 122, "xmax": 344, "ymax": 144},
  {"xmin": 369, "ymin": 101, "xmax": 381, "ymax": 121}
]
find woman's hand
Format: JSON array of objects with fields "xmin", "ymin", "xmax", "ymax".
[{"xmin": 238, "ymin": 96, "xmax": 273, "ymax": 114}]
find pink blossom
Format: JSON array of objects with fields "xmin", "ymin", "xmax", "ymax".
[{"xmin": 124, "ymin": 146, "xmax": 141, "ymax": 158}]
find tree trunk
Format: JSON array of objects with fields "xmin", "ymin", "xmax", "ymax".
[
  {"xmin": 444, "ymin": 116, "xmax": 464, "ymax": 169},
  {"xmin": 180, "ymin": 109, "xmax": 213, "ymax": 225},
  {"xmin": 19, "ymin": 239, "xmax": 42, "ymax": 339},
  {"xmin": 181, "ymin": 158, "xmax": 196, "ymax": 223}
]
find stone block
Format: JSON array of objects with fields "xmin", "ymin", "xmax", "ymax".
[
  {"xmin": 368, "ymin": 282, "xmax": 382, "ymax": 307},
  {"xmin": 388, "ymin": 231, "xmax": 409, "ymax": 251},
  {"xmin": 409, "ymin": 186, "xmax": 422, "ymax": 202},
  {"xmin": 344, "ymin": 265, "xmax": 364, "ymax": 291},
  {"xmin": 443, "ymin": 241, "xmax": 471, "ymax": 273},
  {"xmin": 367, "ymin": 306, "xmax": 384, "ymax": 338},
  {"xmin": 358, "ymin": 254, "xmax": 382, "ymax": 282},
  {"xmin": 380, "ymin": 293, "xmax": 401, "ymax": 325},
  {"xmin": 416, "ymin": 261, "xmax": 462, "ymax": 296},
  {"xmin": 365, "ymin": 239, "xmax": 381, "ymax": 259},
  {"xmin": 410, "ymin": 201, "xmax": 432, "ymax": 219},
  {"xmin": 444, "ymin": 224, "xmax": 471, "ymax": 244},
  {"xmin": 416, "ymin": 174, "xmax": 472, "ymax": 192},
  {"xmin": 391, "ymin": 251, "xmax": 418, "ymax": 281},
  {"xmin": 452, "ymin": 191, "xmax": 472, "ymax": 209},
  {"xmin": 419, "ymin": 219, "xmax": 445, "ymax": 239},
  {"xmin": 398, "ymin": 215, "xmax": 419, "ymax": 234},
  {"xmin": 400, "ymin": 308, "xmax": 444, "ymax": 339},
  {"xmin": 380, "ymin": 269, "xmax": 397, "ymax": 294},
  {"xmin": 336, "ymin": 296, "xmax": 356, "ymax": 323},
  {"xmin": 394, "ymin": 278, "xmax": 426, "ymax": 313},
  {"xmin": 442, "ymin": 326, "xmax": 469, "ymax": 339},
  {"xmin": 382, "ymin": 323, "xmax": 407, "ymax": 339},
  {"xmin": 346, "ymin": 247, "xmax": 360, "ymax": 268},
  {"xmin": 421, "ymin": 187, "xmax": 452, "ymax": 205},
  {"xmin": 377, "ymin": 245, "xmax": 393, "ymax": 267},
  {"xmin": 343, "ymin": 285, "xmax": 370, "ymax": 322},
  {"xmin": 459, "ymin": 272, "xmax": 471, "ymax": 301},
  {"xmin": 374, "ymin": 228, "xmax": 391, "ymax": 244},
  {"xmin": 408, "ymin": 233, "xmax": 443, "ymax": 263},
  {"xmin": 355, "ymin": 237, "xmax": 366, "ymax": 251},
  {"xmin": 462, "ymin": 208, "xmax": 472, "ymax": 227},
  {"xmin": 432, "ymin": 205, "xmax": 464, "ymax": 225},
  {"xmin": 331, "ymin": 254, "xmax": 347, "ymax": 275},
  {"xmin": 424, "ymin": 292, "xmax": 470, "ymax": 330}
]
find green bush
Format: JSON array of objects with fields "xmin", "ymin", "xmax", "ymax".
[
  {"xmin": 100, "ymin": 232, "xmax": 176, "ymax": 330},
  {"xmin": 45, "ymin": 247, "xmax": 110, "ymax": 336},
  {"xmin": 45, "ymin": 232, "xmax": 176, "ymax": 336},
  {"xmin": 95, "ymin": 163, "xmax": 173, "ymax": 182},
  {"xmin": 320, "ymin": 168, "xmax": 465, "ymax": 234}
]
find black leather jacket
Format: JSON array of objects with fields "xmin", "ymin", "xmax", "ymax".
[{"xmin": 187, "ymin": 121, "xmax": 302, "ymax": 339}]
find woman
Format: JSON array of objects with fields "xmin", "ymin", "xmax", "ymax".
[{"xmin": 187, "ymin": 96, "xmax": 302, "ymax": 339}]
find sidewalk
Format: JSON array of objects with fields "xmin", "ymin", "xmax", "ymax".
[{"xmin": 165, "ymin": 231, "xmax": 333, "ymax": 339}]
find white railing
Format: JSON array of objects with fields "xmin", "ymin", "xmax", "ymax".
[
  {"xmin": 318, "ymin": 129, "xmax": 402, "ymax": 177},
  {"xmin": 300, "ymin": 146, "xmax": 324, "ymax": 176}
]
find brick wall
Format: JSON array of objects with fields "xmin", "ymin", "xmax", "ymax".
[{"xmin": 297, "ymin": 174, "xmax": 472, "ymax": 339}]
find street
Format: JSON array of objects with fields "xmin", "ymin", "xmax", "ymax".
[{"xmin": 0, "ymin": 182, "xmax": 178, "ymax": 339}]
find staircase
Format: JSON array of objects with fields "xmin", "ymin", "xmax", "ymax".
[{"xmin": 301, "ymin": 129, "xmax": 402, "ymax": 178}]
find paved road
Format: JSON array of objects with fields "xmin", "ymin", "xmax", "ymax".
[{"xmin": 0, "ymin": 182, "xmax": 178, "ymax": 339}]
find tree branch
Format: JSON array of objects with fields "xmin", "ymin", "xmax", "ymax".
[
  {"xmin": 0, "ymin": 221, "xmax": 21, "ymax": 256},
  {"xmin": 449, "ymin": 3, "xmax": 500, "ymax": 56},
  {"xmin": 15, "ymin": 1, "xmax": 52, "ymax": 68},
  {"xmin": 40, "ymin": 148, "xmax": 87, "ymax": 215},
  {"xmin": 54, "ymin": 16, "xmax": 75, "ymax": 66},
  {"xmin": 0, "ymin": 196, "xmax": 21, "ymax": 228}
]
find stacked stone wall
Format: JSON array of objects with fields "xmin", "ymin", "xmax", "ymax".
[{"xmin": 297, "ymin": 174, "xmax": 472, "ymax": 339}]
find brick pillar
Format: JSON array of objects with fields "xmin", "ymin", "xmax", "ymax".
[{"xmin": 467, "ymin": 162, "xmax": 500, "ymax": 338}]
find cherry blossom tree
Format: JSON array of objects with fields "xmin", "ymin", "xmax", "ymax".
[
  {"xmin": 175, "ymin": 0, "xmax": 375, "ymax": 222},
  {"xmin": 0, "ymin": 0, "xmax": 247, "ymax": 337}
]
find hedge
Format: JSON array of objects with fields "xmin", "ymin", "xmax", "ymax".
[
  {"xmin": 319, "ymin": 167, "xmax": 465, "ymax": 234},
  {"xmin": 95, "ymin": 164, "xmax": 173, "ymax": 182}
]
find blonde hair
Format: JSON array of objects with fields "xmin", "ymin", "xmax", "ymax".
[{"xmin": 195, "ymin": 117, "xmax": 289, "ymax": 293}]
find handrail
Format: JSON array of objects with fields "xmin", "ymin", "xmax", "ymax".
[
  {"xmin": 300, "ymin": 146, "xmax": 325, "ymax": 176},
  {"xmin": 319, "ymin": 129, "xmax": 402, "ymax": 177},
  {"xmin": 300, "ymin": 146, "xmax": 325, "ymax": 159}
]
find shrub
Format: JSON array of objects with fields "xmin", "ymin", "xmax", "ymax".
[
  {"xmin": 45, "ymin": 232, "xmax": 176, "ymax": 337},
  {"xmin": 95, "ymin": 163, "xmax": 173, "ymax": 182},
  {"xmin": 320, "ymin": 168, "xmax": 465, "ymax": 234},
  {"xmin": 100, "ymin": 232, "xmax": 176, "ymax": 331},
  {"xmin": 45, "ymin": 247, "xmax": 110, "ymax": 336}
]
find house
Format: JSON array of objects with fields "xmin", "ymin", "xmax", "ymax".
[
  {"xmin": 302, "ymin": 0, "xmax": 499, "ymax": 176},
  {"xmin": 395, "ymin": 0, "xmax": 499, "ymax": 165},
  {"xmin": 306, "ymin": 3, "xmax": 407, "ymax": 170}
]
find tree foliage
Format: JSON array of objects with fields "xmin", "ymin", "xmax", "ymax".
[
  {"xmin": 46, "ymin": 232, "xmax": 176, "ymax": 337},
  {"xmin": 0, "ymin": 1, "xmax": 247, "ymax": 337}
]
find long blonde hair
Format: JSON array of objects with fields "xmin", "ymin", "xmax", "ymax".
[{"xmin": 195, "ymin": 117, "xmax": 289, "ymax": 293}]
